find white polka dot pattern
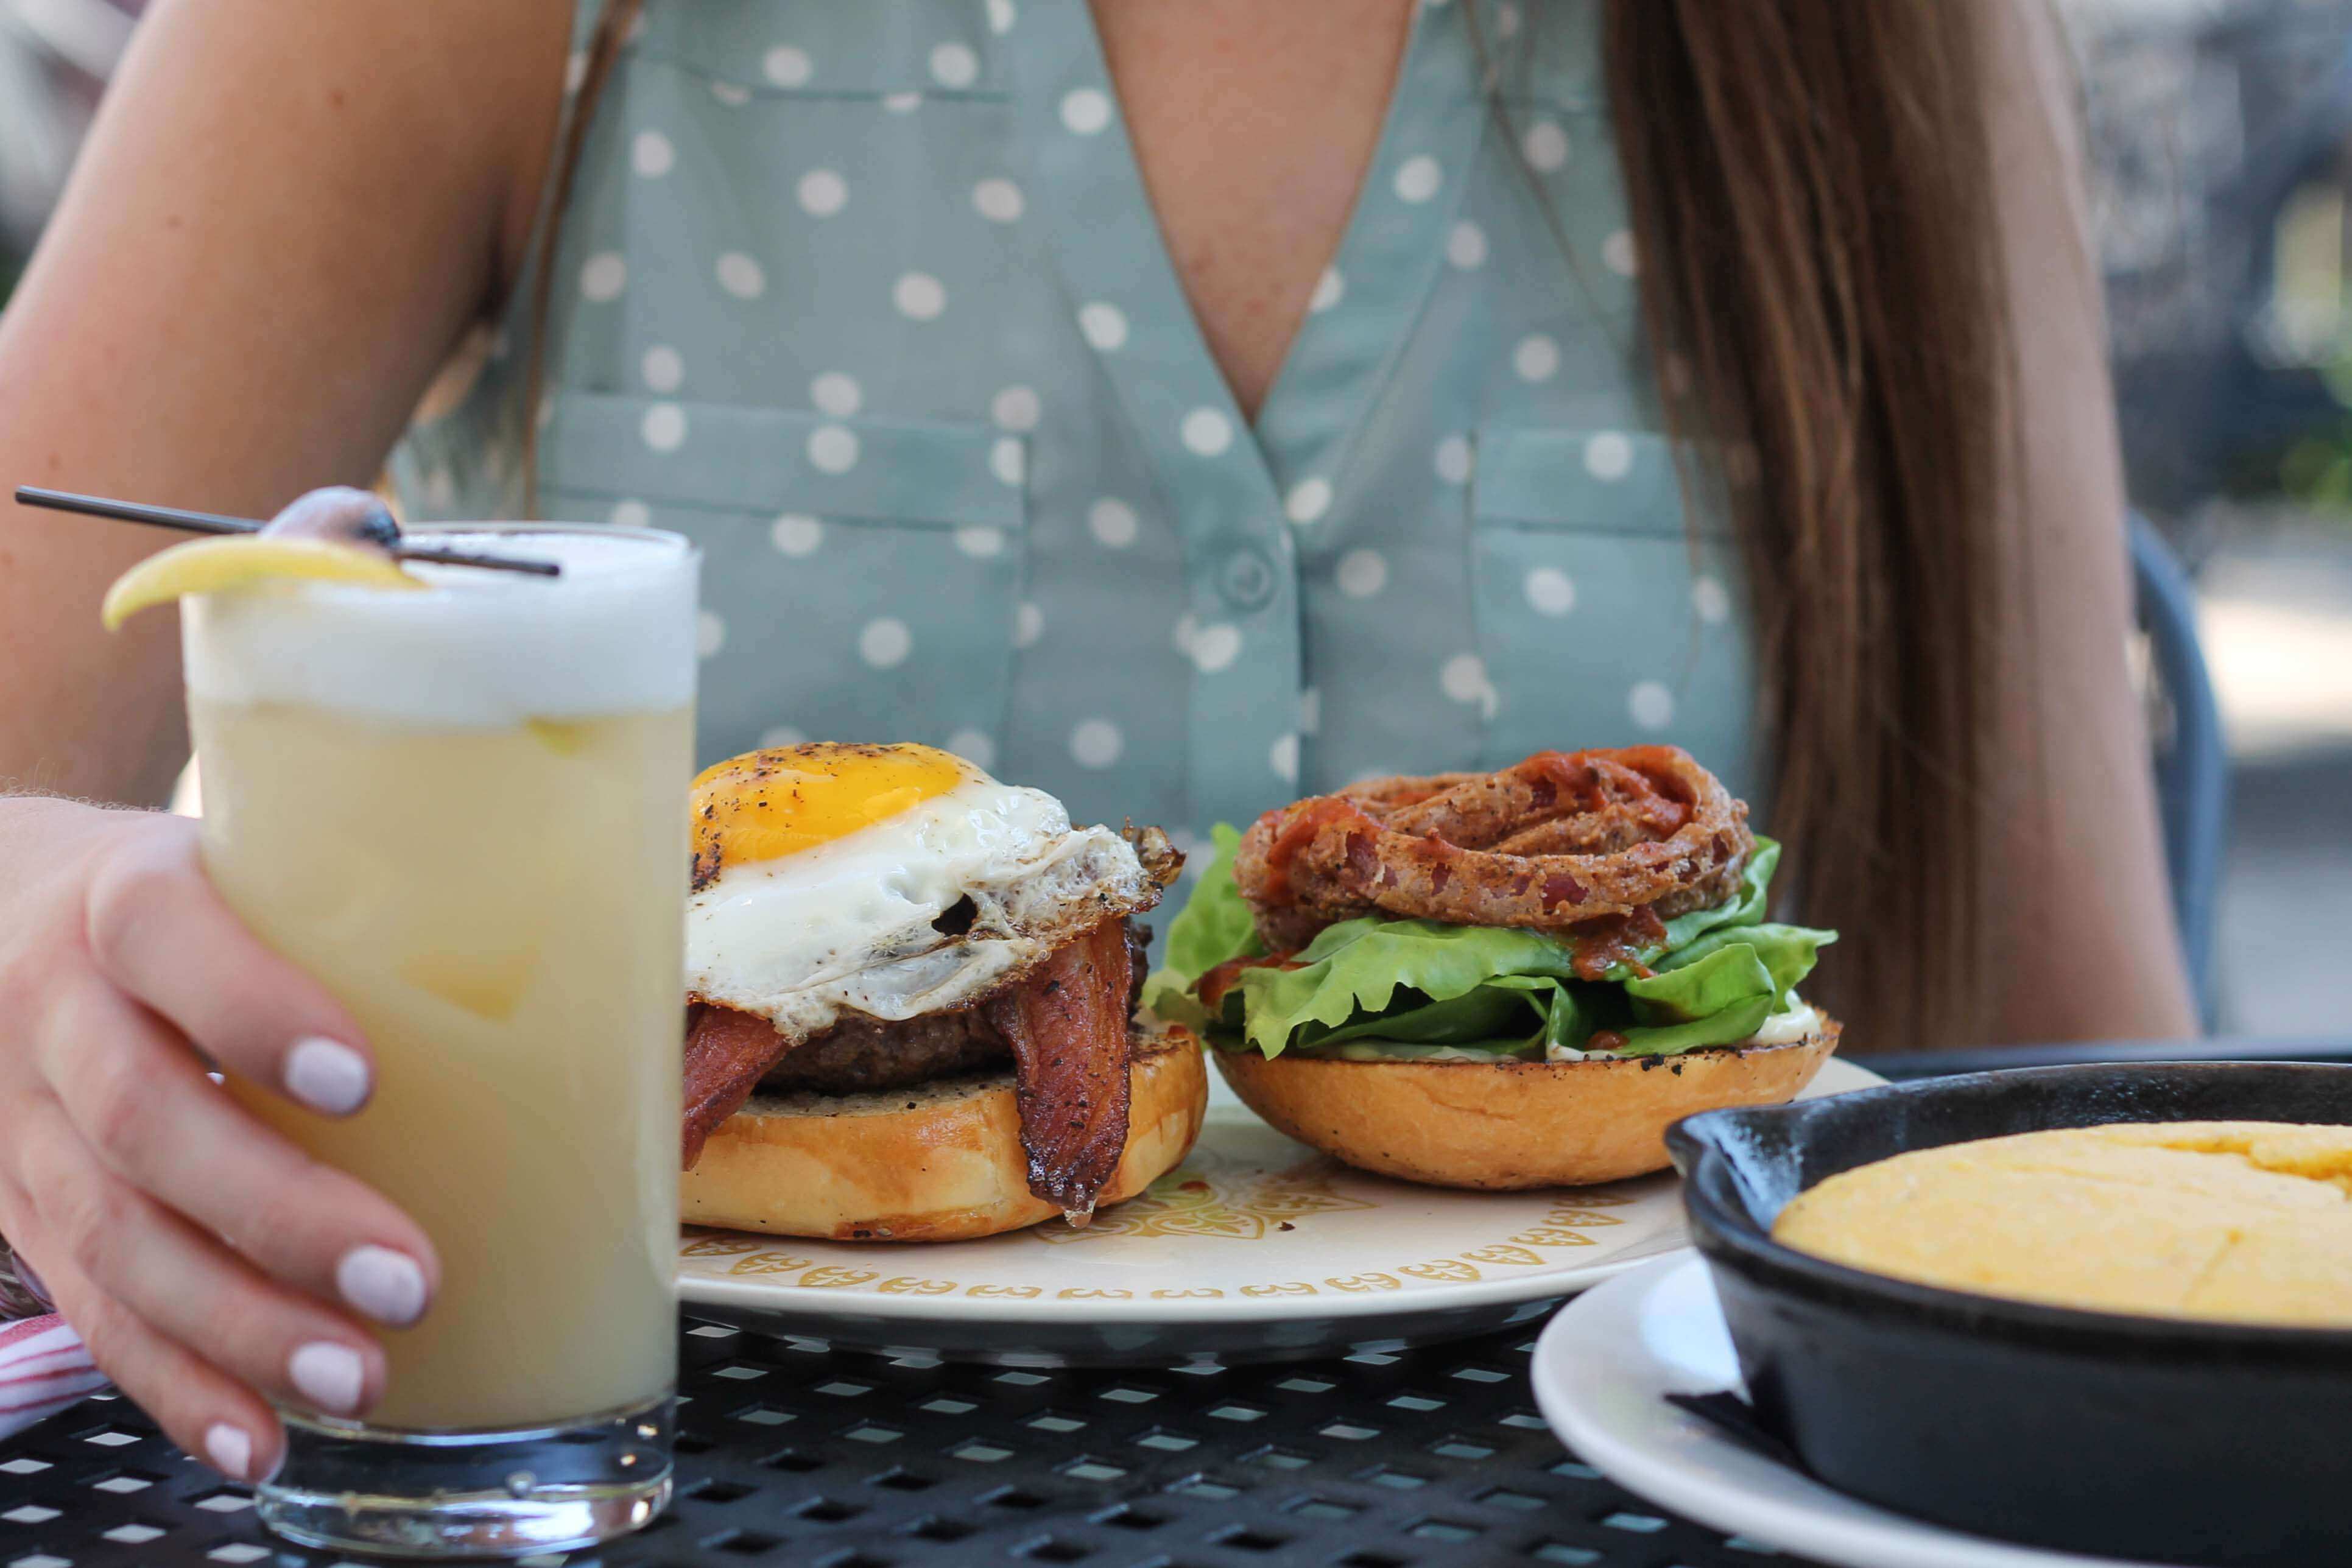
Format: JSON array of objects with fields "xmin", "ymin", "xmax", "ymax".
[
  {"xmin": 811, "ymin": 371, "xmax": 862, "ymax": 418},
  {"xmin": 1180, "ymin": 408, "xmax": 1233, "ymax": 457},
  {"xmin": 580, "ymin": 252, "xmax": 626, "ymax": 302},
  {"xmin": 1061, "ymin": 88, "xmax": 1112, "ymax": 135},
  {"xmin": 640, "ymin": 404, "xmax": 687, "ymax": 453},
  {"xmin": 948, "ymin": 728, "xmax": 998, "ymax": 770},
  {"xmin": 1524, "ymin": 567, "xmax": 1575, "ymax": 616},
  {"xmin": 715, "ymin": 252, "xmax": 765, "ymax": 299},
  {"xmin": 798, "ymin": 168, "xmax": 848, "ymax": 217},
  {"xmin": 1285, "ymin": 477, "xmax": 1333, "ymax": 524},
  {"xmin": 633, "ymin": 130, "xmax": 675, "ymax": 179},
  {"xmin": 860, "ymin": 617, "xmax": 913, "ymax": 669},
  {"xmin": 991, "ymin": 386, "xmax": 1041, "ymax": 431},
  {"xmin": 1189, "ymin": 623, "xmax": 1242, "ymax": 673},
  {"xmin": 930, "ymin": 43, "xmax": 979, "ymax": 90},
  {"xmin": 1693, "ymin": 575, "xmax": 1731, "ymax": 624},
  {"xmin": 1336, "ymin": 550, "xmax": 1388, "ymax": 599},
  {"xmin": 1514, "ymin": 335, "xmax": 1560, "ymax": 382},
  {"xmin": 760, "ymin": 725, "xmax": 808, "ymax": 750},
  {"xmin": 1585, "ymin": 432, "xmax": 1633, "ymax": 480},
  {"xmin": 762, "ymin": 46, "xmax": 812, "ymax": 88},
  {"xmin": 1521, "ymin": 121, "xmax": 1569, "ymax": 172},
  {"xmin": 1628, "ymin": 680, "xmax": 1675, "ymax": 731},
  {"xmin": 1069, "ymin": 719, "xmax": 1123, "ymax": 769},
  {"xmin": 894, "ymin": 273, "xmax": 946, "ymax": 320},
  {"xmin": 1447, "ymin": 220, "xmax": 1488, "ymax": 269},
  {"xmin": 806, "ymin": 425, "xmax": 859, "ymax": 474},
  {"xmin": 1393, "ymin": 155, "xmax": 1442, "ymax": 203},
  {"xmin": 1088, "ymin": 499, "xmax": 1138, "ymax": 549},
  {"xmin": 640, "ymin": 346, "xmax": 683, "ymax": 394},
  {"xmin": 412, "ymin": 7, "xmax": 1756, "ymax": 840},
  {"xmin": 1078, "ymin": 302, "xmax": 1128, "ymax": 351},
  {"xmin": 697, "ymin": 610, "xmax": 727, "ymax": 659},
  {"xmin": 1440, "ymin": 653, "xmax": 1490, "ymax": 706},
  {"xmin": 770, "ymin": 515, "xmax": 823, "ymax": 556},
  {"xmin": 973, "ymin": 177, "xmax": 1024, "ymax": 223}
]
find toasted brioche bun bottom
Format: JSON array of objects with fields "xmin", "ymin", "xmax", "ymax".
[
  {"xmin": 681, "ymin": 1024, "xmax": 1207, "ymax": 1242},
  {"xmin": 1212, "ymin": 1023, "xmax": 1839, "ymax": 1189}
]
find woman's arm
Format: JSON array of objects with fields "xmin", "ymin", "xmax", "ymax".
[
  {"xmin": 1979, "ymin": 0, "xmax": 2199, "ymax": 1042},
  {"xmin": 0, "ymin": 0, "xmax": 571, "ymax": 803},
  {"xmin": 0, "ymin": 0, "xmax": 573, "ymax": 1478}
]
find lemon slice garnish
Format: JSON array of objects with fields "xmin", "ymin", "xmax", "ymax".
[{"xmin": 101, "ymin": 536, "xmax": 421, "ymax": 630}]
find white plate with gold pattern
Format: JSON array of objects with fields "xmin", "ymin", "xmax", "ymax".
[{"xmin": 676, "ymin": 1056, "xmax": 1885, "ymax": 1365}]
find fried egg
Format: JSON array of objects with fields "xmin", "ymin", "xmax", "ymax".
[{"xmin": 686, "ymin": 743, "xmax": 1160, "ymax": 1039}]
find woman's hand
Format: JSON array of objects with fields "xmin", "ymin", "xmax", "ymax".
[{"xmin": 0, "ymin": 797, "xmax": 439, "ymax": 1482}]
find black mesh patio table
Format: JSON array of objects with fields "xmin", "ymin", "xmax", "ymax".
[{"xmin": 0, "ymin": 1307, "xmax": 1828, "ymax": 1568}]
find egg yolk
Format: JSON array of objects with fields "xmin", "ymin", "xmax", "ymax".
[{"xmin": 691, "ymin": 742, "xmax": 982, "ymax": 872}]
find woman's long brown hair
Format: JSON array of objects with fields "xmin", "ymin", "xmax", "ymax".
[
  {"xmin": 1594, "ymin": 3, "xmax": 2009, "ymax": 1049},
  {"xmin": 543, "ymin": 0, "xmax": 2010, "ymax": 1049}
]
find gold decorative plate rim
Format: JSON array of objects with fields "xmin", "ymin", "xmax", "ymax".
[{"xmin": 676, "ymin": 1057, "xmax": 1884, "ymax": 1325}]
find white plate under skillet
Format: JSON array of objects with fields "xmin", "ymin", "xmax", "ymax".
[
  {"xmin": 1531, "ymin": 1254, "xmax": 2178, "ymax": 1568},
  {"xmin": 674, "ymin": 1055, "xmax": 1885, "ymax": 1367}
]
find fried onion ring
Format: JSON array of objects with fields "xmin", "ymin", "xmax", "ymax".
[{"xmin": 1233, "ymin": 746, "xmax": 1753, "ymax": 962}]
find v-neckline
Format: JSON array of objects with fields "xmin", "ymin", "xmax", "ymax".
[
  {"xmin": 1086, "ymin": 1, "xmax": 1418, "ymax": 433},
  {"xmin": 1013, "ymin": 1, "xmax": 1487, "ymax": 505}
]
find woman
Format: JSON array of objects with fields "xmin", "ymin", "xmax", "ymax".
[{"xmin": 0, "ymin": 0, "xmax": 2192, "ymax": 1480}]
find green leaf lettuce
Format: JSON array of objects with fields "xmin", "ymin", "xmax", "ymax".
[{"xmin": 1144, "ymin": 831, "xmax": 1834, "ymax": 1061}]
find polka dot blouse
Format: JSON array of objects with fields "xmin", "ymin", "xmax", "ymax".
[{"xmin": 390, "ymin": 0, "xmax": 1759, "ymax": 874}]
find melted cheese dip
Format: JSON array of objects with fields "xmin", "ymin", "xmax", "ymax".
[{"xmin": 1772, "ymin": 1122, "xmax": 2352, "ymax": 1327}]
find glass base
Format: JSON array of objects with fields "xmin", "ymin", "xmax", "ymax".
[{"xmin": 256, "ymin": 1392, "xmax": 672, "ymax": 1559}]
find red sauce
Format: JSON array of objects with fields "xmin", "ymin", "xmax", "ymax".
[
  {"xmin": 1259, "ymin": 796, "xmax": 1374, "ymax": 904},
  {"xmin": 1566, "ymin": 905, "xmax": 1669, "ymax": 981},
  {"xmin": 1196, "ymin": 953, "xmax": 1303, "ymax": 1010},
  {"xmin": 1586, "ymin": 1030, "xmax": 1629, "ymax": 1053}
]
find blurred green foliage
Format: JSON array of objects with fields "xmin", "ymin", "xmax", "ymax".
[{"xmin": 2274, "ymin": 343, "xmax": 2352, "ymax": 521}]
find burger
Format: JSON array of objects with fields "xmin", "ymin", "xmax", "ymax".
[
  {"xmin": 1144, "ymin": 745, "xmax": 1839, "ymax": 1188},
  {"xmin": 678, "ymin": 742, "xmax": 1201, "ymax": 1240}
]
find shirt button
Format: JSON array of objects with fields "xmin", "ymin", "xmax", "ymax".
[{"xmin": 1219, "ymin": 546, "xmax": 1277, "ymax": 611}]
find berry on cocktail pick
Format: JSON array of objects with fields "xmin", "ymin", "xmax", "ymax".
[{"xmin": 262, "ymin": 487, "xmax": 404, "ymax": 556}]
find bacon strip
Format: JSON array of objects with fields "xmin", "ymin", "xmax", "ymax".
[
  {"xmin": 681, "ymin": 918, "xmax": 1147, "ymax": 1220},
  {"xmin": 681, "ymin": 1003, "xmax": 788, "ymax": 1168},
  {"xmin": 983, "ymin": 916, "xmax": 1135, "ymax": 1222}
]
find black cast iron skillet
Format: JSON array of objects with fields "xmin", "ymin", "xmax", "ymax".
[{"xmin": 1667, "ymin": 1063, "xmax": 2352, "ymax": 1567}]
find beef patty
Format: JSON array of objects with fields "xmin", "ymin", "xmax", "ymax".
[{"xmin": 755, "ymin": 921, "xmax": 1152, "ymax": 1095}]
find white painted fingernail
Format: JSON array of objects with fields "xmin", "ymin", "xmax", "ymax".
[
  {"xmin": 336, "ymin": 1245, "xmax": 428, "ymax": 1327},
  {"xmin": 288, "ymin": 1341, "xmax": 367, "ymax": 1416},
  {"xmin": 204, "ymin": 1421, "xmax": 253, "ymax": 1481},
  {"xmin": 284, "ymin": 1037, "xmax": 370, "ymax": 1116}
]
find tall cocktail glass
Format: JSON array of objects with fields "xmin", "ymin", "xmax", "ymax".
[{"xmin": 184, "ymin": 525, "xmax": 696, "ymax": 1556}]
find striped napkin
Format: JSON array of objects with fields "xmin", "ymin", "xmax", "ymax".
[
  {"xmin": 0, "ymin": 1251, "xmax": 107, "ymax": 1440},
  {"xmin": 0, "ymin": 1318, "xmax": 105, "ymax": 1440}
]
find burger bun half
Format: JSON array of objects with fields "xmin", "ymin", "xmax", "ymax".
[
  {"xmin": 683, "ymin": 1021, "xmax": 1206, "ymax": 1242},
  {"xmin": 1212, "ymin": 1022, "xmax": 1839, "ymax": 1189}
]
